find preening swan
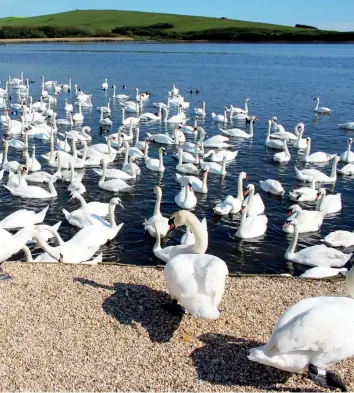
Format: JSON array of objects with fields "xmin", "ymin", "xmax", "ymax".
[
  {"xmin": 259, "ymin": 179, "xmax": 285, "ymax": 196},
  {"xmin": 289, "ymin": 178, "xmax": 317, "ymax": 202},
  {"xmin": 144, "ymin": 186, "xmax": 169, "ymax": 237},
  {"xmin": 248, "ymin": 265, "xmax": 354, "ymax": 392}
]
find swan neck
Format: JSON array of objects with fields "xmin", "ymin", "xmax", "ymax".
[
  {"xmin": 109, "ymin": 202, "xmax": 116, "ymax": 229},
  {"xmin": 153, "ymin": 189, "xmax": 162, "ymax": 216},
  {"xmin": 237, "ymin": 174, "xmax": 244, "ymax": 200},
  {"xmin": 330, "ymin": 158, "xmax": 338, "ymax": 179},
  {"xmin": 159, "ymin": 149, "xmax": 164, "ymax": 169},
  {"xmin": 286, "ymin": 224, "xmax": 298, "ymax": 257},
  {"xmin": 153, "ymin": 222, "xmax": 162, "ymax": 252},
  {"xmin": 305, "ymin": 140, "xmax": 311, "ymax": 156},
  {"xmin": 185, "ymin": 213, "xmax": 208, "ymax": 253}
]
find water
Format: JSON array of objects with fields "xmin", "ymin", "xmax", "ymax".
[{"xmin": 1, "ymin": 42, "xmax": 354, "ymax": 275}]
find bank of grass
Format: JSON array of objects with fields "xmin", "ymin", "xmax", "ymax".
[{"xmin": 0, "ymin": 9, "xmax": 352, "ymax": 42}]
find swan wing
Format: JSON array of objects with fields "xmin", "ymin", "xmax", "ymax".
[{"xmin": 203, "ymin": 256, "xmax": 228, "ymax": 306}]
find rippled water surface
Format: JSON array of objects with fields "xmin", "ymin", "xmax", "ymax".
[{"xmin": 1, "ymin": 42, "xmax": 354, "ymax": 274}]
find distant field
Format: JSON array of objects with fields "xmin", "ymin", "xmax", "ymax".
[{"xmin": 0, "ymin": 9, "xmax": 307, "ymax": 33}]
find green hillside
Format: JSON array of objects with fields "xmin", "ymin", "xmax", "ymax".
[{"xmin": 0, "ymin": 9, "xmax": 304, "ymax": 33}]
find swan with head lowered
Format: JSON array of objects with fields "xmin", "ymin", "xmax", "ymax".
[
  {"xmin": 176, "ymin": 166, "xmax": 209, "ymax": 194},
  {"xmin": 248, "ymin": 264, "xmax": 354, "ymax": 392},
  {"xmin": 214, "ymin": 171, "xmax": 247, "ymax": 215},
  {"xmin": 323, "ymin": 230, "xmax": 354, "ymax": 248},
  {"xmin": 289, "ymin": 178, "xmax": 317, "ymax": 202},
  {"xmin": 203, "ymin": 149, "xmax": 238, "ymax": 163},
  {"xmin": 284, "ymin": 217, "xmax": 351, "ymax": 267},
  {"xmin": 144, "ymin": 186, "xmax": 169, "ymax": 237},
  {"xmin": 220, "ymin": 116, "xmax": 258, "ymax": 138},
  {"xmin": 259, "ymin": 179, "xmax": 285, "ymax": 196},
  {"xmin": 146, "ymin": 124, "xmax": 179, "ymax": 145},
  {"xmin": 282, "ymin": 205, "xmax": 325, "ymax": 233},
  {"xmin": 301, "ymin": 137, "xmax": 335, "ymax": 163},
  {"xmin": 295, "ymin": 155, "xmax": 340, "ymax": 183},
  {"xmin": 159, "ymin": 210, "xmax": 228, "ymax": 319}
]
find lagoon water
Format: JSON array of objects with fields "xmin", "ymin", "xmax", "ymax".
[{"xmin": 1, "ymin": 42, "xmax": 354, "ymax": 274}]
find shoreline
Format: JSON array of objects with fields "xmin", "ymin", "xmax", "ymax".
[
  {"xmin": 0, "ymin": 261, "xmax": 353, "ymax": 392},
  {"xmin": 1, "ymin": 37, "xmax": 354, "ymax": 45}
]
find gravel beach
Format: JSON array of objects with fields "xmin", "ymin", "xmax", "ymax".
[{"xmin": 0, "ymin": 262, "xmax": 352, "ymax": 392}]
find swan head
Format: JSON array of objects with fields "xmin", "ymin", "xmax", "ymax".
[
  {"xmin": 272, "ymin": 116, "xmax": 278, "ymax": 123},
  {"xmin": 159, "ymin": 147, "xmax": 167, "ymax": 156},
  {"xmin": 68, "ymin": 191, "xmax": 80, "ymax": 202},
  {"xmin": 283, "ymin": 217, "xmax": 299, "ymax": 229},
  {"xmin": 243, "ymin": 184, "xmax": 255, "ymax": 197},
  {"xmin": 239, "ymin": 171, "xmax": 247, "ymax": 181},
  {"xmin": 314, "ymin": 97, "xmax": 320, "ymax": 101},
  {"xmin": 349, "ymin": 138, "xmax": 353, "ymax": 145},
  {"xmin": 110, "ymin": 197, "xmax": 124, "ymax": 209},
  {"xmin": 287, "ymin": 204, "xmax": 302, "ymax": 217},
  {"xmin": 306, "ymin": 137, "xmax": 311, "ymax": 144},
  {"xmin": 152, "ymin": 185, "xmax": 163, "ymax": 197},
  {"xmin": 315, "ymin": 188, "xmax": 326, "ymax": 201},
  {"xmin": 167, "ymin": 210, "xmax": 195, "ymax": 234}
]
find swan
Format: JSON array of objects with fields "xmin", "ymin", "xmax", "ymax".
[
  {"xmin": 147, "ymin": 124, "xmax": 179, "ymax": 145},
  {"xmin": 175, "ymin": 166, "xmax": 209, "ymax": 194},
  {"xmin": 339, "ymin": 121, "xmax": 354, "ymax": 130},
  {"xmin": 181, "ymin": 116, "xmax": 199, "ymax": 135},
  {"xmin": 338, "ymin": 163, "xmax": 354, "ymax": 176},
  {"xmin": 112, "ymin": 85, "xmax": 130, "ymax": 100},
  {"xmin": 200, "ymin": 156, "xmax": 227, "ymax": 176},
  {"xmin": 293, "ymin": 124, "xmax": 307, "ymax": 149},
  {"xmin": 165, "ymin": 106, "xmax": 188, "ymax": 124},
  {"xmin": 122, "ymin": 142, "xmax": 141, "ymax": 175},
  {"xmin": 265, "ymin": 120, "xmax": 284, "ymax": 149},
  {"xmin": 300, "ymin": 266, "xmax": 348, "ymax": 278},
  {"xmin": 56, "ymin": 112, "xmax": 73, "ymax": 126},
  {"xmin": 7, "ymin": 165, "xmax": 28, "ymax": 189},
  {"xmin": 183, "ymin": 127, "xmax": 206, "ymax": 154},
  {"xmin": 120, "ymin": 121, "xmax": 135, "ymax": 142},
  {"xmin": 162, "ymin": 217, "xmax": 228, "ymax": 319},
  {"xmin": 236, "ymin": 202, "xmax": 268, "ymax": 239},
  {"xmin": 259, "ymin": 179, "xmax": 285, "ymax": 196},
  {"xmin": 176, "ymin": 148, "xmax": 199, "ymax": 175},
  {"xmin": 314, "ymin": 97, "xmax": 331, "ymax": 114},
  {"xmin": 282, "ymin": 205, "xmax": 324, "ymax": 234},
  {"xmin": 67, "ymin": 161, "xmax": 86, "ymax": 194},
  {"xmin": 203, "ymin": 149, "xmax": 238, "ymax": 163},
  {"xmin": 2, "ymin": 139, "xmax": 21, "ymax": 172},
  {"xmin": 273, "ymin": 139, "xmax": 291, "ymax": 163},
  {"xmin": 301, "ymin": 137, "xmax": 335, "ymax": 163},
  {"xmin": 134, "ymin": 128, "xmax": 146, "ymax": 151},
  {"xmin": 212, "ymin": 107, "xmax": 228, "ymax": 123},
  {"xmin": 61, "ymin": 78, "xmax": 72, "ymax": 92},
  {"xmin": 248, "ymin": 265, "xmax": 354, "ymax": 392},
  {"xmin": 295, "ymin": 155, "xmax": 340, "ymax": 183},
  {"xmin": 315, "ymin": 188, "xmax": 341, "ymax": 214},
  {"xmin": 140, "ymin": 104, "xmax": 163, "ymax": 121},
  {"xmin": 174, "ymin": 144, "xmax": 200, "ymax": 164},
  {"xmin": 203, "ymin": 133, "xmax": 232, "ymax": 148},
  {"xmin": 72, "ymin": 102, "xmax": 84, "ymax": 123},
  {"xmin": 220, "ymin": 116, "xmax": 257, "ymax": 139},
  {"xmin": 57, "ymin": 134, "xmax": 71, "ymax": 153},
  {"xmin": 25, "ymin": 157, "xmax": 62, "ymax": 184},
  {"xmin": 0, "ymin": 226, "xmax": 35, "ymax": 262},
  {"xmin": 121, "ymin": 107, "xmax": 140, "ymax": 126},
  {"xmin": 101, "ymin": 78, "xmax": 108, "ymax": 90},
  {"xmin": 323, "ymin": 231, "xmax": 354, "ymax": 248},
  {"xmin": 340, "ymin": 138, "xmax": 354, "ymax": 163},
  {"xmin": 98, "ymin": 159, "xmax": 132, "ymax": 193},
  {"xmin": 153, "ymin": 210, "xmax": 208, "ymax": 263},
  {"xmin": 213, "ymin": 171, "xmax": 247, "ymax": 215},
  {"xmin": 174, "ymin": 182, "xmax": 197, "ymax": 210},
  {"xmin": 243, "ymin": 184, "xmax": 265, "ymax": 216},
  {"xmin": 144, "ymin": 186, "xmax": 169, "ymax": 237},
  {"xmin": 228, "ymin": 98, "xmax": 250, "ymax": 116},
  {"xmin": 194, "ymin": 102, "xmax": 206, "ymax": 116},
  {"xmin": 145, "ymin": 146, "xmax": 166, "ymax": 172},
  {"xmin": 270, "ymin": 121, "xmax": 299, "ymax": 141},
  {"xmin": 23, "ymin": 146, "xmax": 41, "ymax": 172},
  {"xmin": 0, "ymin": 205, "xmax": 49, "ymax": 229},
  {"xmin": 93, "ymin": 158, "xmax": 136, "ymax": 180},
  {"xmin": 62, "ymin": 191, "xmax": 110, "ymax": 228},
  {"xmin": 181, "ymin": 217, "xmax": 207, "ymax": 246},
  {"xmin": 99, "ymin": 108, "xmax": 113, "ymax": 126},
  {"xmin": 97, "ymin": 98, "xmax": 111, "ymax": 114},
  {"xmin": 5, "ymin": 172, "xmax": 60, "ymax": 199},
  {"xmin": 170, "ymin": 84, "xmax": 179, "ymax": 96},
  {"xmin": 44, "ymin": 140, "xmax": 88, "ymax": 169},
  {"xmin": 289, "ymin": 178, "xmax": 317, "ymax": 202},
  {"xmin": 284, "ymin": 218, "xmax": 351, "ymax": 267}
]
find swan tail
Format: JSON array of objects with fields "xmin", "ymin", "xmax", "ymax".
[
  {"xmin": 62, "ymin": 208, "xmax": 70, "ymax": 220},
  {"xmin": 213, "ymin": 202, "xmax": 232, "ymax": 215},
  {"xmin": 175, "ymin": 173, "xmax": 183, "ymax": 184},
  {"xmin": 36, "ymin": 205, "xmax": 49, "ymax": 223},
  {"xmin": 189, "ymin": 304, "xmax": 221, "ymax": 319}
]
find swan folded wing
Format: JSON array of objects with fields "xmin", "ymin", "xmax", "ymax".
[
  {"xmin": 274, "ymin": 303, "xmax": 354, "ymax": 358},
  {"xmin": 203, "ymin": 257, "xmax": 228, "ymax": 305}
]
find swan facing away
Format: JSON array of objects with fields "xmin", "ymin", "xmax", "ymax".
[
  {"xmin": 323, "ymin": 231, "xmax": 354, "ymax": 248},
  {"xmin": 160, "ymin": 210, "xmax": 228, "ymax": 318},
  {"xmin": 248, "ymin": 265, "xmax": 354, "ymax": 392},
  {"xmin": 259, "ymin": 179, "xmax": 285, "ymax": 196}
]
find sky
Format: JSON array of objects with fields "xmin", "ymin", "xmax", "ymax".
[{"xmin": 0, "ymin": 0, "xmax": 353, "ymax": 31}]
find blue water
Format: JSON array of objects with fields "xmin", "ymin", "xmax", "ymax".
[{"xmin": 1, "ymin": 42, "xmax": 354, "ymax": 275}]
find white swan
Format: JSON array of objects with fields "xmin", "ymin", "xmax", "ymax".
[
  {"xmin": 259, "ymin": 179, "xmax": 285, "ymax": 196},
  {"xmin": 57, "ymin": 134, "xmax": 71, "ymax": 153},
  {"xmin": 295, "ymin": 155, "xmax": 340, "ymax": 183},
  {"xmin": 174, "ymin": 143, "xmax": 200, "ymax": 164},
  {"xmin": 144, "ymin": 186, "xmax": 169, "ymax": 237},
  {"xmin": 323, "ymin": 231, "xmax": 354, "ymax": 248},
  {"xmin": 338, "ymin": 163, "xmax": 354, "ymax": 176},
  {"xmin": 0, "ymin": 205, "xmax": 49, "ymax": 229},
  {"xmin": 248, "ymin": 266, "xmax": 354, "ymax": 392},
  {"xmin": 314, "ymin": 97, "xmax": 331, "ymax": 114},
  {"xmin": 211, "ymin": 107, "xmax": 228, "ymax": 123},
  {"xmin": 315, "ymin": 188, "xmax": 341, "ymax": 214},
  {"xmin": 339, "ymin": 121, "xmax": 354, "ymax": 130},
  {"xmin": 300, "ymin": 266, "xmax": 348, "ymax": 278},
  {"xmin": 63, "ymin": 126, "xmax": 91, "ymax": 141},
  {"xmin": 67, "ymin": 161, "xmax": 86, "ymax": 194},
  {"xmin": 64, "ymin": 99, "xmax": 73, "ymax": 112},
  {"xmin": 236, "ymin": 203, "xmax": 268, "ymax": 239},
  {"xmin": 194, "ymin": 102, "xmax": 206, "ymax": 116},
  {"xmin": 203, "ymin": 133, "xmax": 232, "ymax": 149},
  {"xmin": 265, "ymin": 120, "xmax": 284, "ymax": 150},
  {"xmin": 203, "ymin": 149, "xmax": 237, "ymax": 163},
  {"xmin": 146, "ymin": 124, "xmax": 179, "ymax": 145},
  {"xmin": 121, "ymin": 107, "xmax": 140, "ymax": 126},
  {"xmin": 301, "ymin": 137, "xmax": 334, "ymax": 163},
  {"xmin": 289, "ymin": 178, "xmax": 317, "ymax": 202},
  {"xmin": 112, "ymin": 85, "xmax": 130, "ymax": 100},
  {"xmin": 200, "ymin": 156, "xmax": 227, "ymax": 176},
  {"xmin": 271, "ymin": 121, "xmax": 299, "ymax": 141},
  {"xmin": 56, "ymin": 112, "xmax": 73, "ymax": 126},
  {"xmin": 243, "ymin": 184, "xmax": 265, "ymax": 216},
  {"xmin": 176, "ymin": 166, "xmax": 209, "ymax": 194},
  {"xmin": 0, "ymin": 226, "xmax": 35, "ymax": 262},
  {"xmin": 340, "ymin": 138, "xmax": 354, "ymax": 163},
  {"xmin": 213, "ymin": 171, "xmax": 247, "ymax": 215},
  {"xmin": 220, "ymin": 117, "xmax": 257, "ymax": 139},
  {"xmin": 98, "ymin": 159, "xmax": 132, "ymax": 193},
  {"xmin": 99, "ymin": 108, "xmax": 113, "ymax": 126},
  {"xmin": 176, "ymin": 148, "xmax": 199, "ymax": 175},
  {"xmin": 145, "ymin": 146, "xmax": 166, "ymax": 172},
  {"xmin": 181, "ymin": 217, "xmax": 207, "ymax": 246},
  {"xmin": 101, "ymin": 78, "xmax": 108, "ymax": 90},
  {"xmin": 282, "ymin": 205, "xmax": 324, "ymax": 234},
  {"xmin": 2, "ymin": 138, "xmax": 21, "ymax": 172},
  {"xmin": 284, "ymin": 218, "xmax": 351, "ymax": 267},
  {"xmin": 122, "ymin": 142, "xmax": 141, "ymax": 176},
  {"xmin": 97, "ymin": 98, "xmax": 111, "ymax": 114},
  {"xmin": 273, "ymin": 139, "xmax": 291, "ymax": 163},
  {"xmin": 93, "ymin": 159, "xmax": 135, "ymax": 180},
  {"xmin": 293, "ymin": 124, "xmax": 306, "ymax": 149},
  {"xmin": 174, "ymin": 182, "xmax": 197, "ymax": 210},
  {"xmin": 228, "ymin": 98, "xmax": 250, "ymax": 116},
  {"xmin": 72, "ymin": 101, "xmax": 84, "ymax": 123},
  {"xmin": 153, "ymin": 210, "xmax": 208, "ymax": 262},
  {"xmin": 23, "ymin": 146, "xmax": 41, "ymax": 172}
]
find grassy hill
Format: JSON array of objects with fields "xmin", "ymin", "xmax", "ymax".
[
  {"xmin": 0, "ymin": 9, "xmax": 352, "ymax": 42},
  {"xmin": 0, "ymin": 10, "xmax": 305, "ymax": 33}
]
